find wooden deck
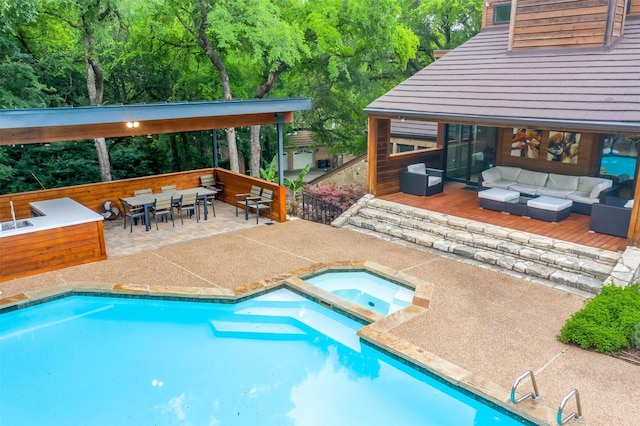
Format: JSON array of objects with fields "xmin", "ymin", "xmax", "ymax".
[{"xmin": 379, "ymin": 183, "xmax": 628, "ymax": 253}]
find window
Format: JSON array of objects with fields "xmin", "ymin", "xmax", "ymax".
[{"xmin": 493, "ymin": 3, "xmax": 511, "ymax": 24}]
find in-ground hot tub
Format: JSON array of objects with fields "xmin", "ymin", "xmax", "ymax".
[{"xmin": 304, "ymin": 270, "xmax": 414, "ymax": 315}]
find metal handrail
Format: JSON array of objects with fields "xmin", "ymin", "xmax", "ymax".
[
  {"xmin": 557, "ymin": 389, "xmax": 583, "ymax": 425},
  {"xmin": 510, "ymin": 370, "xmax": 541, "ymax": 404},
  {"xmin": 301, "ymin": 192, "xmax": 345, "ymax": 225}
]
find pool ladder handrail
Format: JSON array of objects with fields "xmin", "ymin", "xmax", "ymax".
[
  {"xmin": 510, "ymin": 370, "xmax": 541, "ymax": 404},
  {"xmin": 557, "ymin": 389, "xmax": 583, "ymax": 425}
]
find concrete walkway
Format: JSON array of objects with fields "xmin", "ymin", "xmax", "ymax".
[{"xmin": 1, "ymin": 215, "xmax": 638, "ymax": 425}]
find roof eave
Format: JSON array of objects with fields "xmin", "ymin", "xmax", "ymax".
[
  {"xmin": 0, "ymin": 98, "xmax": 312, "ymax": 130},
  {"xmin": 365, "ymin": 108, "xmax": 640, "ymax": 134}
]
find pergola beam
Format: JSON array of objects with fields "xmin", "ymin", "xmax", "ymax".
[{"xmin": 0, "ymin": 99, "xmax": 310, "ymax": 145}]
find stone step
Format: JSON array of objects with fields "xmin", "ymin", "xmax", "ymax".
[
  {"xmin": 334, "ymin": 196, "xmax": 623, "ymax": 293},
  {"xmin": 362, "ymin": 198, "xmax": 620, "ymax": 267}
]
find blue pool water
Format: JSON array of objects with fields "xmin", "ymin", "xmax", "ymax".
[
  {"xmin": 305, "ymin": 271, "xmax": 414, "ymax": 315},
  {"xmin": 0, "ymin": 290, "xmax": 529, "ymax": 425},
  {"xmin": 601, "ymin": 155, "xmax": 637, "ymax": 178}
]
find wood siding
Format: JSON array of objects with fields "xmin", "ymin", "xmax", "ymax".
[
  {"xmin": 0, "ymin": 112, "xmax": 295, "ymax": 146},
  {"xmin": 483, "ymin": 1, "xmax": 513, "ymax": 29},
  {"xmin": 0, "ymin": 221, "xmax": 107, "ymax": 281},
  {"xmin": 510, "ymin": 0, "xmax": 611, "ymax": 50},
  {"xmin": 497, "ymin": 128, "xmax": 599, "ymax": 176},
  {"xmin": 631, "ymin": 1, "xmax": 640, "ymax": 15},
  {"xmin": 368, "ymin": 117, "xmax": 444, "ymax": 197},
  {"xmin": 0, "ymin": 168, "xmax": 287, "ymax": 223},
  {"xmin": 214, "ymin": 169, "xmax": 286, "ymax": 222}
]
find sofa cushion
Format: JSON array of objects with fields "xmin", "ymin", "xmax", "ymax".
[
  {"xmin": 482, "ymin": 167, "xmax": 502, "ymax": 184},
  {"xmin": 496, "ymin": 166, "xmax": 522, "ymax": 182},
  {"xmin": 527, "ymin": 196, "xmax": 572, "ymax": 212},
  {"xmin": 516, "ymin": 169, "xmax": 549, "ymax": 187},
  {"xmin": 482, "ymin": 179, "xmax": 515, "ymax": 190},
  {"xmin": 509, "ymin": 183, "xmax": 541, "ymax": 196},
  {"xmin": 478, "ymin": 188, "xmax": 520, "ymax": 202},
  {"xmin": 428, "ymin": 176, "xmax": 442, "ymax": 187},
  {"xmin": 547, "ymin": 173, "xmax": 579, "ymax": 190},
  {"xmin": 577, "ymin": 176, "xmax": 610, "ymax": 193},
  {"xmin": 568, "ymin": 191, "xmax": 601, "ymax": 205},
  {"xmin": 407, "ymin": 163, "xmax": 426, "ymax": 174},
  {"xmin": 589, "ymin": 181, "xmax": 611, "ymax": 199},
  {"xmin": 536, "ymin": 187, "xmax": 574, "ymax": 199}
]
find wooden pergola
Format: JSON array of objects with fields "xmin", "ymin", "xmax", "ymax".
[{"xmin": 0, "ymin": 98, "xmax": 312, "ymax": 184}]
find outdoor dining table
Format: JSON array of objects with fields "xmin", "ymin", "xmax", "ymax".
[{"xmin": 121, "ymin": 187, "xmax": 218, "ymax": 231}]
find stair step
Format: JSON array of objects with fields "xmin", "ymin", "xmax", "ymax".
[{"xmin": 337, "ymin": 197, "xmax": 623, "ymax": 293}]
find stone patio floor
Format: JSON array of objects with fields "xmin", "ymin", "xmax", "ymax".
[{"xmin": 1, "ymin": 201, "xmax": 638, "ymax": 425}]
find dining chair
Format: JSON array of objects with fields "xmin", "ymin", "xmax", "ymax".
[
  {"xmin": 200, "ymin": 174, "xmax": 224, "ymax": 201},
  {"xmin": 161, "ymin": 185, "xmax": 177, "ymax": 192},
  {"xmin": 175, "ymin": 192, "xmax": 199, "ymax": 224},
  {"xmin": 120, "ymin": 198, "xmax": 145, "ymax": 232},
  {"xmin": 198, "ymin": 192, "xmax": 216, "ymax": 219},
  {"xmin": 151, "ymin": 195, "xmax": 175, "ymax": 229},
  {"xmin": 246, "ymin": 188, "xmax": 274, "ymax": 224},
  {"xmin": 134, "ymin": 188, "xmax": 153, "ymax": 196},
  {"xmin": 235, "ymin": 185, "xmax": 262, "ymax": 219}
]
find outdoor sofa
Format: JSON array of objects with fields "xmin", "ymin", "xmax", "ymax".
[{"xmin": 479, "ymin": 166, "xmax": 616, "ymax": 215}]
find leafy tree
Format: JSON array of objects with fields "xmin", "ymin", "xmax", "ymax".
[
  {"xmin": 402, "ymin": 0, "xmax": 483, "ymax": 73},
  {"xmin": 286, "ymin": 0, "xmax": 419, "ymax": 155}
]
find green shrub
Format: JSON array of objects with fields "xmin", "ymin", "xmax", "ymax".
[
  {"xmin": 631, "ymin": 323, "xmax": 640, "ymax": 349},
  {"xmin": 558, "ymin": 283, "xmax": 640, "ymax": 354}
]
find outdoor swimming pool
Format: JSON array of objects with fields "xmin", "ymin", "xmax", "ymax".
[
  {"xmin": 305, "ymin": 270, "xmax": 414, "ymax": 315},
  {"xmin": 601, "ymin": 155, "xmax": 637, "ymax": 178},
  {"xmin": 0, "ymin": 289, "xmax": 531, "ymax": 425}
]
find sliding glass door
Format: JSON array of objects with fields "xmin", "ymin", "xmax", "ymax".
[{"xmin": 445, "ymin": 124, "xmax": 497, "ymax": 185}]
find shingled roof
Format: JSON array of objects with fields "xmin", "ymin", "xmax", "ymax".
[{"xmin": 366, "ymin": 17, "xmax": 640, "ymax": 134}]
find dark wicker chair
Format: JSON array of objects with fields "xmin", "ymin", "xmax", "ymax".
[
  {"xmin": 399, "ymin": 163, "xmax": 444, "ymax": 196},
  {"xmin": 589, "ymin": 196, "xmax": 631, "ymax": 238}
]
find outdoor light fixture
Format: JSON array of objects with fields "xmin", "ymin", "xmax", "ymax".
[{"xmin": 126, "ymin": 121, "xmax": 140, "ymax": 128}]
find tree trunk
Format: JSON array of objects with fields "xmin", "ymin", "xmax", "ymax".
[
  {"xmin": 195, "ymin": 0, "xmax": 239, "ymax": 172},
  {"xmin": 249, "ymin": 125, "xmax": 261, "ymax": 177},
  {"xmin": 248, "ymin": 65, "xmax": 287, "ymax": 177},
  {"xmin": 85, "ymin": 51, "xmax": 112, "ymax": 182}
]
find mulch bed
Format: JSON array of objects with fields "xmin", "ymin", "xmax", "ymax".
[{"xmin": 614, "ymin": 348, "xmax": 640, "ymax": 366}]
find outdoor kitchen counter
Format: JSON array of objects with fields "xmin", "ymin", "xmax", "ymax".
[
  {"xmin": 0, "ymin": 198, "xmax": 106, "ymax": 281},
  {"xmin": 0, "ymin": 197, "xmax": 103, "ymax": 238}
]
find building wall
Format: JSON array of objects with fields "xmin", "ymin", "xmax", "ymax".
[
  {"xmin": 496, "ymin": 128, "xmax": 600, "ymax": 176},
  {"xmin": 510, "ymin": 0, "xmax": 611, "ymax": 50},
  {"xmin": 367, "ymin": 118, "xmax": 444, "ymax": 196}
]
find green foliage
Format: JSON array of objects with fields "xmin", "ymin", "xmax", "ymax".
[
  {"xmin": 558, "ymin": 283, "xmax": 640, "ymax": 354},
  {"xmin": 0, "ymin": 0, "xmax": 483, "ymax": 191},
  {"xmin": 631, "ymin": 323, "xmax": 640, "ymax": 349},
  {"xmin": 284, "ymin": 164, "xmax": 310, "ymax": 195},
  {"xmin": 303, "ymin": 183, "xmax": 367, "ymax": 210},
  {"xmin": 259, "ymin": 156, "xmax": 278, "ymax": 182}
]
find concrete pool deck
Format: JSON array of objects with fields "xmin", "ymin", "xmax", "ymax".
[{"xmin": 1, "ymin": 218, "xmax": 638, "ymax": 425}]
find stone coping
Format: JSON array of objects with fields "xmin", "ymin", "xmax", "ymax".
[{"xmin": 0, "ymin": 260, "xmax": 555, "ymax": 425}]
